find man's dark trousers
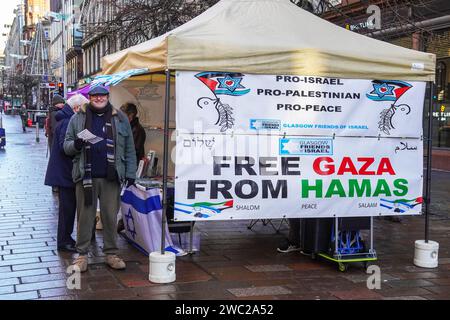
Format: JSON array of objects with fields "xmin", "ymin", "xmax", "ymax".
[{"xmin": 57, "ymin": 187, "xmax": 76, "ymax": 247}]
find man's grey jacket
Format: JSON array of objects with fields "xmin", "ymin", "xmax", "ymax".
[{"xmin": 64, "ymin": 103, "xmax": 137, "ymax": 184}]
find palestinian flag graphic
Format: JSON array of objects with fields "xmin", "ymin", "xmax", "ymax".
[
  {"xmin": 175, "ymin": 200, "xmax": 234, "ymax": 219},
  {"xmin": 380, "ymin": 197, "xmax": 423, "ymax": 213}
]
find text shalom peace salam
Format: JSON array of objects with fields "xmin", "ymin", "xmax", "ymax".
[{"xmin": 187, "ymin": 156, "xmax": 410, "ymax": 200}]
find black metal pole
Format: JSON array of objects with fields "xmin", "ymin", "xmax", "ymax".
[
  {"xmin": 160, "ymin": 69, "xmax": 171, "ymax": 254},
  {"xmin": 425, "ymin": 81, "xmax": 434, "ymax": 243}
]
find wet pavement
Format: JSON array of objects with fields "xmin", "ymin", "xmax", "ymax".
[{"xmin": 0, "ymin": 113, "xmax": 449, "ymax": 300}]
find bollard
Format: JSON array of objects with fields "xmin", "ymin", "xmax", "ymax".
[{"xmin": 36, "ymin": 123, "xmax": 40, "ymax": 143}]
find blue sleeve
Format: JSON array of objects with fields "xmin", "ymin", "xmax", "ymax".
[
  {"xmin": 57, "ymin": 119, "xmax": 69, "ymax": 155},
  {"xmin": 64, "ymin": 115, "xmax": 80, "ymax": 156}
]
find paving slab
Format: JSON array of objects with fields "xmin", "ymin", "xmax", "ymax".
[{"xmin": 0, "ymin": 114, "xmax": 449, "ymax": 300}]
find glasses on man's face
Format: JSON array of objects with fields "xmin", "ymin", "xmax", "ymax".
[{"xmin": 91, "ymin": 95, "xmax": 108, "ymax": 100}]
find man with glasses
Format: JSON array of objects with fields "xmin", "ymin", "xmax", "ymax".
[{"xmin": 64, "ymin": 86, "xmax": 137, "ymax": 272}]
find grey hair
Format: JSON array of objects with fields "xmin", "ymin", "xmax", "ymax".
[{"xmin": 67, "ymin": 94, "xmax": 89, "ymax": 110}]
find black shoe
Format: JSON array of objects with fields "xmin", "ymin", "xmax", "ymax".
[
  {"xmin": 277, "ymin": 238, "xmax": 301, "ymax": 253},
  {"xmin": 57, "ymin": 243, "xmax": 77, "ymax": 253},
  {"xmin": 300, "ymin": 250, "xmax": 312, "ymax": 256}
]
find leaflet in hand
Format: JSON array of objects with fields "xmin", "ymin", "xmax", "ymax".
[{"xmin": 77, "ymin": 129, "xmax": 104, "ymax": 145}]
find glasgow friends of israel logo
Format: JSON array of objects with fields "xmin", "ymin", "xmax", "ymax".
[
  {"xmin": 195, "ymin": 72, "xmax": 251, "ymax": 132},
  {"xmin": 366, "ymin": 80, "xmax": 413, "ymax": 135}
]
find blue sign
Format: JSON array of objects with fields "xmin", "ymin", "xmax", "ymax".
[{"xmin": 279, "ymin": 138, "xmax": 333, "ymax": 155}]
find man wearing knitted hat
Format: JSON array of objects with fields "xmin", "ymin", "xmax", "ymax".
[{"xmin": 64, "ymin": 86, "xmax": 136, "ymax": 272}]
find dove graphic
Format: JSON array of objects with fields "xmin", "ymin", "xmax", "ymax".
[
  {"xmin": 367, "ymin": 80, "xmax": 413, "ymax": 135},
  {"xmin": 196, "ymin": 95, "xmax": 234, "ymax": 132},
  {"xmin": 197, "ymin": 97, "xmax": 218, "ymax": 110},
  {"xmin": 378, "ymin": 103, "xmax": 411, "ymax": 135}
]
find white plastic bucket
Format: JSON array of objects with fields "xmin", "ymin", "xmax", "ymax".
[
  {"xmin": 414, "ymin": 240, "xmax": 439, "ymax": 268},
  {"xmin": 149, "ymin": 251, "xmax": 176, "ymax": 283}
]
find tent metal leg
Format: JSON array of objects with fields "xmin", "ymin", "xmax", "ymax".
[
  {"xmin": 370, "ymin": 216, "xmax": 374, "ymax": 253},
  {"xmin": 247, "ymin": 220, "xmax": 259, "ymax": 229},
  {"xmin": 275, "ymin": 218, "xmax": 288, "ymax": 233},
  {"xmin": 265, "ymin": 219, "xmax": 286, "ymax": 233},
  {"xmin": 189, "ymin": 222, "xmax": 194, "ymax": 254},
  {"xmin": 247, "ymin": 218, "xmax": 288, "ymax": 233},
  {"xmin": 160, "ymin": 69, "xmax": 171, "ymax": 254},
  {"xmin": 335, "ymin": 217, "xmax": 339, "ymax": 256},
  {"xmin": 425, "ymin": 81, "xmax": 434, "ymax": 243}
]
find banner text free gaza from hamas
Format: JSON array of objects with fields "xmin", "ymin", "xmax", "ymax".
[
  {"xmin": 174, "ymin": 72, "xmax": 424, "ymax": 219},
  {"xmin": 186, "ymin": 156, "xmax": 410, "ymax": 200}
]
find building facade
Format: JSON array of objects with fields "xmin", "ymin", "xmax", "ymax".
[
  {"xmin": 49, "ymin": 0, "xmax": 84, "ymax": 92},
  {"xmin": 4, "ymin": 14, "xmax": 24, "ymax": 75},
  {"xmin": 65, "ymin": 0, "xmax": 84, "ymax": 91},
  {"xmin": 2, "ymin": 5, "xmax": 25, "ymax": 108},
  {"xmin": 79, "ymin": 0, "xmax": 118, "ymax": 87},
  {"xmin": 24, "ymin": 0, "xmax": 51, "ymax": 45},
  {"xmin": 49, "ymin": 0, "xmax": 63, "ymax": 81},
  {"xmin": 321, "ymin": 0, "xmax": 450, "ymax": 169}
]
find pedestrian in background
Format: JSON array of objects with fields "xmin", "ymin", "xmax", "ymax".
[
  {"xmin": 120, "ymin": 102, "xmax": 146, "ymax": 161},
  {"xmin": 45, "ymin": 94, "xmax": 89, "ymax": 253},
  {"xmin": 117, "ymin": 102, "xmax": 146, "ymax": 233},
  {"xmin": 64, "ymin": 86, "xmax": 136, "ymax": 272},
  {"xmin": 46, "ymin": 95, "xmax": 66, "ymax": 193},
  {"xmin": 277, "ymin": 219, "xmax": 302, "ymax": 253},
  {"xmin": 46, "ymin": 94, "xmax": 65, "ymax": 153},
  {"xmin": 19, "ymin": 104, "xmax": 28, "ymax": 133}
]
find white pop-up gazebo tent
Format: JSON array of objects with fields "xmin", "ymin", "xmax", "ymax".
[
  {"xmin": 102, "ymin": 0, "xmax": 435, "ymax": 81},
  {"xmin": 101, "ymin": 0, "xmax": 437, "ymax": 272}
]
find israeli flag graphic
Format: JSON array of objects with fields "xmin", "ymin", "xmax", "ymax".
[
  {"xmin": 120, "ymin": 186, "xmax": 185, "ymax": 256},
  {"xmin": 195, "ymin": 72, "xmax": 250, "ymax": 96},
  {"xmin": 366, "ymin": 80, "xmax": 412, "ymax": 102}
]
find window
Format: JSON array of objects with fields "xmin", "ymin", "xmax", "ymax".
[
  {"xmin": 431, "ymin": 60, "xmax": 450, "ymax": 148},
  {"xmin": 436, "ymin": 61, "xmax": 446, "ymax": 102}
]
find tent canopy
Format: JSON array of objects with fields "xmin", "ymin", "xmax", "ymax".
[{"xmin": 102, "ymin": 0, "xmax": 435, "ymax": 81}]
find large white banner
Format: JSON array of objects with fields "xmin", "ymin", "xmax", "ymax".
[
  {"xmin": 174, "ymin": 134, "xmax": 423, "ymax": 221},
  {"xmin": 176, "ymin": 71, "xmax": 426, "ymax": 138}
]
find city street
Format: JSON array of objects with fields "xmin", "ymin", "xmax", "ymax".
[{"xmin": 0, "ymin": 113, "xmax": 449, "ymax": 300}]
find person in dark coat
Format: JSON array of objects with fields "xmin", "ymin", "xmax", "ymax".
[
  {"xmin": 120, "ymin": 102, "xmax": 146, "ymax": 161},
  {"xmin": 44, "ymin": 94, "xmax": 89, "ymax": 252},
  {"xmin": 117, "ymin": 102, "xmax": 146, "ymax": 233},
  {"xmin": 19, "ymin": 104, "xmax": 28, "ymax": 132},
  {"xmin": 46, "ymin": 94, "xmax": 65, "ymax": 153}
]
